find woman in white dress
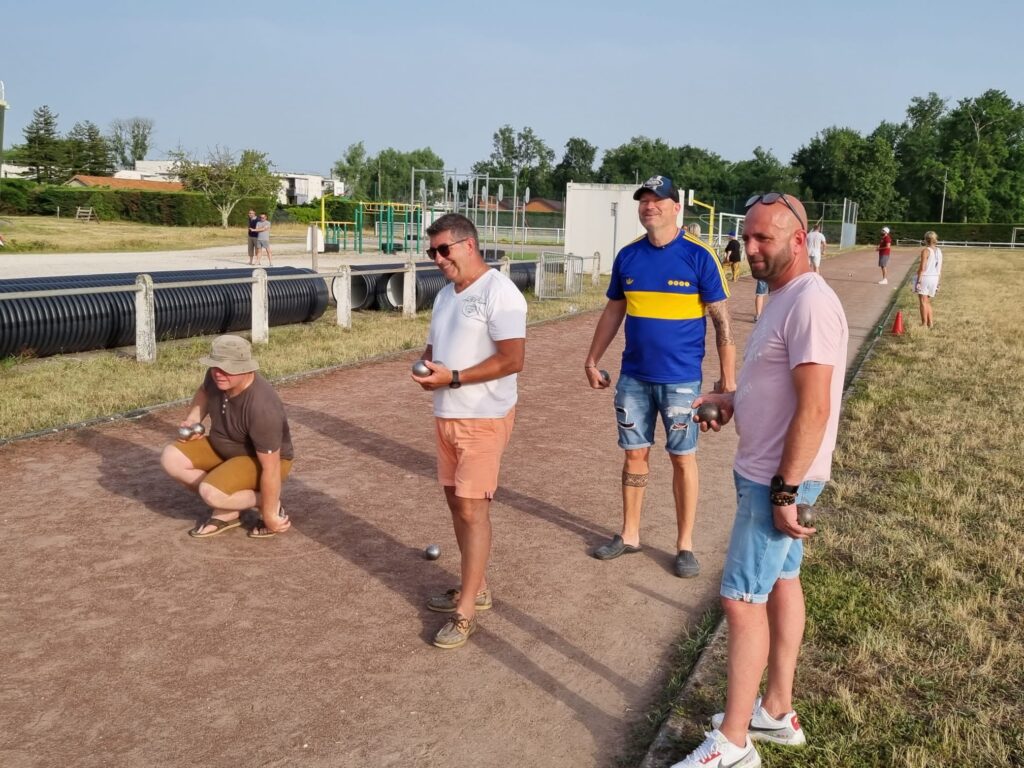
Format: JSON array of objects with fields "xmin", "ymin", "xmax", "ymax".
[{"xmin": 914, "ymin": 230, "xmax": 943, "ymax": 329}]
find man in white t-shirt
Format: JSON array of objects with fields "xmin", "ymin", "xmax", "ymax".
[
  {"xmin": 411, "ymin": 213, "xmax": 527, "ymax": 650},
  {"xmin": 805, "ymin": 223, "xmax": 826, "ymax": 273},
  {"xmin": 671, "ymin": 194, "xmax": 848, "ymax": 768}
]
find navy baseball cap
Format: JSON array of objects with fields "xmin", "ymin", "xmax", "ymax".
[{"xmin": 633, "ymin": 175, "xmax": 680, "ymax": 202}]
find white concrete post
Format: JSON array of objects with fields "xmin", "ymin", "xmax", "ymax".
[
  {"xmin": 535, "ymin": 253, "xmax": 544, "ymax": 296},
  {"xmin": 334, "ymin": 265, "xmax": 352, "ymax": 328},
  {"xmin": 500, "ymin": 258, "xmax": 511, "ymax": 277},
  {"xmin": 134, "ymin": 274, "xmax": 156, "ymax": 363},
  {"xmin": 308, "ymin": 224, "xmax": 319, "ymax": 272},
  {"xmin": 403, "ymin": 257, "xmax": 416, "ymax": 318},
  {"xmin": 592, "ymin": 251, "xmax": 601, "ymax": 287},
  {"xmin": 251, "ymin": 269, "xmax": 269, "ymax": 344}
]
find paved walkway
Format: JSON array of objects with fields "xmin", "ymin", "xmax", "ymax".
[{"xmin": 0, "ymin": 247, "xmax": 916, "ymax": 768}]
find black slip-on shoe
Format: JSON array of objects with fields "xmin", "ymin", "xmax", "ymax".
[{"xmin": 593, "ymin": 535, "xmax": 642, "ymax": 561}]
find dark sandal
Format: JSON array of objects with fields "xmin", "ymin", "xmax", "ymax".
[
  {"xmin": 188, "ymin": 516, "xmax": 242, "ymax": 538},
  {"xmin": 592, "ymin": 534, "xmax": 642, "ymax": 560},
  {"xmin": 248, "ymin": 509, "xmax": 289, "ymax": 538}
]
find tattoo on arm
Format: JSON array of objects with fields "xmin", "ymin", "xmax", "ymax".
[{"xmin": 707, "ymin": 301, "xmax": 735, "ymax": 347}]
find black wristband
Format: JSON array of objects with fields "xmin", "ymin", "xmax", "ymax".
[{"xmin": 771, "ymin": 491, "xmax": 797, "ymax": 507}]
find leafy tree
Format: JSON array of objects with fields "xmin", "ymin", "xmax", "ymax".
[
  {"xmin": 939, "ymin": 89, "xmax": 1024, "ymax": 222},
  {"xmin": 65, "ymin": 120, "xmax": 113, "ymax": 176},
  {"xmin": 170, "ymin": 147, "xmax": 279, "ymax": 228},
  {"xmin": 598, "ymin": 135, "xmax": 679, "ymax": 184},
  {"xmin": 332, "ymin": 141, "xmax": 369, "ymax": 197},
  {"xmin": 895, "ymin": 93, "xmax": 947, "ymax": 220},
  {"xmin": 723, "ymin": 147, "xmax": 799, "ymax": 212},
  {"xmin": 550, "ymin": 137, "xmax": 597, "ymax": 195},
  {"xmin": 472, "ymin": 124, "xmax": 555, "ymax": 198},
  {"xmin": 109, "ymin": 117, "xmax": 154, "ymax": 170},
  {"xmin": 22, "ymin": 105, "xmax": 64, "ymax": 183}
]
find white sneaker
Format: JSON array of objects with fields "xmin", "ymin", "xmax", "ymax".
[
  {"xmin": 669, "ymin": 729, "xmax": 760, "ymax": 767},
  {"xmin": 711, "ymin": 696, "xmax": 807, "ymax": 746},
  {"xmin": 878, "ymin": 278, "xmax": 888, "ymax": 284}
]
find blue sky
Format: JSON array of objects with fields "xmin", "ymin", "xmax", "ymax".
[{"xmin": 2, "ymin": 0, "xmax": 1022, "ymax": 178}]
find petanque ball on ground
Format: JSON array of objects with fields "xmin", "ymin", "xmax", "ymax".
[
  {"xmin": 412, "ymin": 360, "xmax": 431, "ymax": 377},
  {"xmin": 599, "ymin": 369, "xmax": 611, "ymax": 384},
  {"xmin": 424, "ymin": 544, "xmax": 441, "ymax": 560},
  {"xmin": 695, "ymin": 403, "xmax": 721, "ymax": 424},
  {"xmin": 797, "ymin": 504, "xmax": 816, "ymax": 527}
]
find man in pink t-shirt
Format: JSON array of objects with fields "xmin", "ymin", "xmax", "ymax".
[{"xmin": 670, "ymin": 194, "xmax": 848, "ymax": 768}]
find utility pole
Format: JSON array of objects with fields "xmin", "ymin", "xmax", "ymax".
[
  {"xmin": 940, "ymin": 168, "xmax": 948, "ymax": 223},
  {"xmin": 0, "ymin": 81, "xmax": 8, "ymax": 207}
]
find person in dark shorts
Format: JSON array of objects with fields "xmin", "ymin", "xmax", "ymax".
[
  {"xmin": 724, "ymin": 231, "xmax": 742, "ymax": 281},
  {"xmin": 247, "ymin": 209, "xmax": 259, "ymax": 264},
  {"xmin": 161, "ymin": 335, "xmax": 294, "ymax": 539}
]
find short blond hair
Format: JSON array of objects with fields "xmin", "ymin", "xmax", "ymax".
[{"xmin": 923, "ymin": 231, "xmax": 938, "ymax": 245}]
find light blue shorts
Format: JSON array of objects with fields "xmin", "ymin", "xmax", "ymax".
[
  {"xmin": 720, "ymin": 471, "xmax": 826, "ymax": 604},
  {"xmin": 755, "ymin": 279, "xmax": 769, "ymax": 296},
  {"xmin": 613, "ymin": 373, "xmax": 701, "ymax": 455}
]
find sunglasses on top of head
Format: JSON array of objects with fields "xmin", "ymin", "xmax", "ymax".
[
  {"xmin": 745, "ymin": 192, "xmax": 808, "ymax": 232},
  {"xmin": 426, "ymin": 237, "xmax": 468, "ymax": 260}
]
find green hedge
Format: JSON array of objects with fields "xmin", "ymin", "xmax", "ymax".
[
  {"xmin": 857, "ymin": 220, "xmax": 1022, "ymax": 245},
  {"xmin": 0, "ymin": 179, "xmax": 273, "ymax": 226}
]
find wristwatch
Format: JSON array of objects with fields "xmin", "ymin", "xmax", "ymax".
[
  {"xmin": 449, "ymin": 369, "xmax": 462, "ymax": 389},
  {"xmin": 770, "ymin": 474, "xmax": 799, "ymax": 506},
  {"xmin": 770, "ymin": 475, "xmax": 799, "ymax": 495}
]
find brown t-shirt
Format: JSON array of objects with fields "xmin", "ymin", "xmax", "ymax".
[{"xmin": 202, "ymin": 371, "xmax": 294, "ymax": 460}]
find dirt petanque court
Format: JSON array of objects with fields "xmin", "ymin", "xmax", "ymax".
[{"xmin": 0, "ymin": 247, "xmax": 914, "ymax": 768}]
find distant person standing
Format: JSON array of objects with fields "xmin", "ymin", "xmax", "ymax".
[
  {"xmin": 255, "ymin": 213, "xmax": 273, "ymax": 266},
  {"xmin": 411, "ymin": 213, "xmax": 527, "ymax": 650},
  {"xmin": 877, "ymin": 226, "xmax": 892, "ymax": 284},
  {"xmin": 247, "ymin": 209, "xmax": 259, "ymax": 265},
  {"xmin": 753, "ymin": 279, "xmax": 769, "ymax": 322},
  {"xmin": 806, "ymin": 223, "xmax": 826, "ymax": 273},
  {"xmin": 913, "ymin": 230, "xmax": 943, "ymax": 328},
  {"xmin": 724, "ymin": 232, "xmax": 742, "ymax": 281}
]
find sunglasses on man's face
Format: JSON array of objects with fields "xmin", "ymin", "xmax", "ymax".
[
  {"xmin": 745, "ymin": 193, "xmax": 807, "ymax": 232},
  {"xmin": 426, "ymin": 237, "xmax": 468, "ymax": 260}
]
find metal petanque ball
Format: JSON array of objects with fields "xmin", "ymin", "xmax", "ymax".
[
  {"xmin": 412, "ymin": 360, "xmax": 431, "ymax": 377},
  {"xmin": 191, "ymin": 423, "xmax": 206, "ymax": 436},
  {"xmin": 599, "ymin": 369, "xmax": 611, "ymax": 384},
  {"xmin": 177, "ymin": 426, "xmax": 194, "ymax": 440},
  {"xmin": 797, "ymin": 504, "xmax": 816, "ymax": 527},
  {"xmin": 695, "ymin": 403, "xmax": 721, "ymax": 424},
  {"xmin": 424, "ymin": 544, "xmax": 441, "ymax": 560}
]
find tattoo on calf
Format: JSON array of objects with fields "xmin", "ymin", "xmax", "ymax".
[{"xmin": 622, "ymin": 471, "xmax": 649, "ymax": 487}]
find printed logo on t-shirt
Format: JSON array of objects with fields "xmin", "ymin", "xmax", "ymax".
[
  {"xmin": 625, "ymin": 278, "xmax": 634, "ymax": 285},
  {"xmin": 461, "ymin": 295, "xmax": 487, "ymax": 321}
]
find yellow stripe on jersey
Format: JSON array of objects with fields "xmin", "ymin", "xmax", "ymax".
[
  {"xmin": 683, "ymin": 233, "xmax": 732, "ymax": 299},
  {"xmin": 625, "ymin": 290, "xmax": 706, "ymax": 320}
]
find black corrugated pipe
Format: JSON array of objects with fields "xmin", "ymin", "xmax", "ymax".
[
  {"xmin": 0, "ymin": 268, "xmax": 327, "ymax": 359},
  {"xmin": 376, "ymin": 269, "xmax": 450, "ymax": 312},
  {"xmin": 506, "ymin": 262, "xmax": 536, "ymax": 293}
]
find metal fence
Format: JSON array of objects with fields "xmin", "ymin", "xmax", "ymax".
[{"xmin": 535, "ymin": 253, "xmax": 587, "ymax": 299}]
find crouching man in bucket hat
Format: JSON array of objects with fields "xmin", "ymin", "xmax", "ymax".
[{"xmin": 161, "ymin": 335, "xmax": 295, "ymax": 539}]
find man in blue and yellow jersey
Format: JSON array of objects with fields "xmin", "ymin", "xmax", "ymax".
[{"xmin": 584, "ymin": 175, "xmax": 736, "ymax": 578}]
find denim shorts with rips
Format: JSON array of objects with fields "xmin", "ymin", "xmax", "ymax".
[
  {"xmin": 613, "ymin": 373, "xmax": 701, "ymax": 455},
  {"xmin": 720, "ymin": 471, "xmax": 826, "ymax": 604}
]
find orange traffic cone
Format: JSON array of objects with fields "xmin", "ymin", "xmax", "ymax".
[{"xmin": 891, "ymin": 310, "xmax": 905, "ymax": 335}]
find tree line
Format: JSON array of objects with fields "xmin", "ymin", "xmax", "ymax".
[
  {"xmin": 5, "ymin": 105, "xmax": 155, "ymax": 182},
  {"xmin": 7, "ymin": 88, "xmax": 1022, "ymax": 224},
  {"xmin": 333, "ymin": 89, "xmax": 1024, "ymax": 223}
]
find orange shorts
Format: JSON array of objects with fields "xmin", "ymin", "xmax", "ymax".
[
  {"xmin": 172, "ymin": 437, "xmax": 293, "ymax": 495},
  {"xmin": 435, "ymin": 408, "xmax": 515, "ymax": 500}
]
